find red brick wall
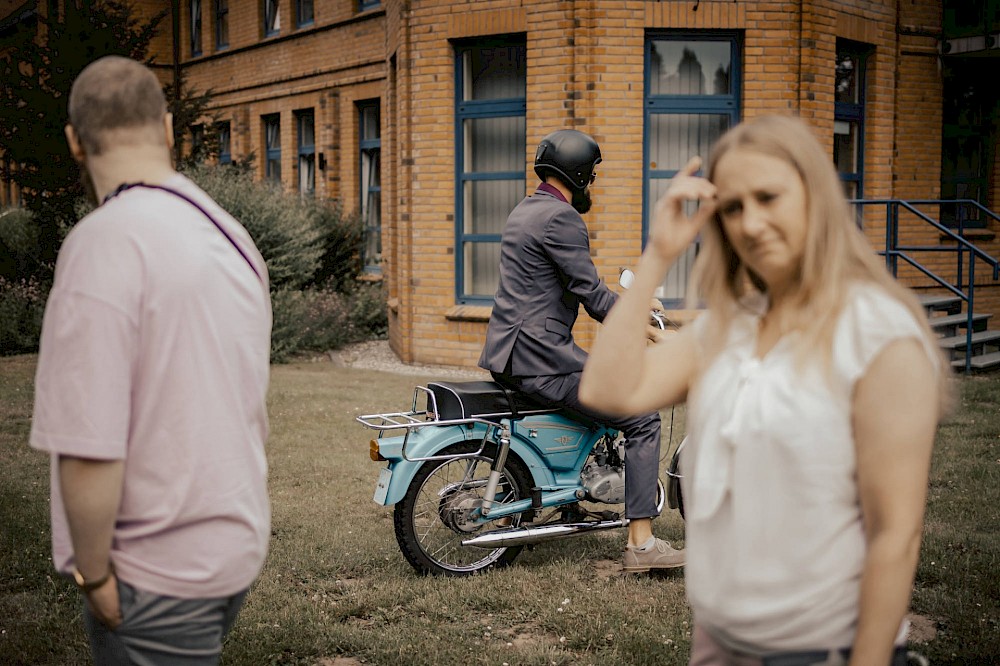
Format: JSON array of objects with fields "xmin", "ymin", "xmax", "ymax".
[
  {"xmin": 14, "ymin": 1, "xmax": 992, "ymax": 369},
  {"xmin": 136, "ymin": 1, "xmax": 387, "ymax": 205},
  {"xmin": 387, "ymin": 0, "xmax": 976, "ymax": 368}
]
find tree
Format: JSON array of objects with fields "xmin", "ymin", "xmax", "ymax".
[
  {"xmin": 165, "ymin": 71, "xmax": 221, "ymax": 168},
  {"xmin": 0, "ymin": 1, "xmax": 164, "ymax": 270}
]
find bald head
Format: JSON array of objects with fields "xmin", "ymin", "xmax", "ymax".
[{"xmin": 68, "ymin": 56, "xmax": 168, "ymax": 156}]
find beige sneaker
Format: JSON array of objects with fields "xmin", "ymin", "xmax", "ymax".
[{"xmin": 622, "ymin": 538, "xmax": 685, "ymax": 573}]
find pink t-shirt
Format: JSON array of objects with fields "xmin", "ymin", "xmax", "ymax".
[{"xmin": 30, "ymin": 173, "xmax": 272, "ymax": 599}]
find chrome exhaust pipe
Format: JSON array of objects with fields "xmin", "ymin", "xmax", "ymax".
[{"xmin": 462, "ymin": 519, "xmax": 626, "ymax": 549}]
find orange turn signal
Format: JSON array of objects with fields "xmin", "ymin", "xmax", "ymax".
[{"xmin": 370, "ymin": 439, "xmax": 386, "ymax": 462}]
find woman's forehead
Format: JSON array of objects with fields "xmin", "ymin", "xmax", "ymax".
[{"xmin": 712, "ymin": 149, "xmax": 798, "ymax": 190}]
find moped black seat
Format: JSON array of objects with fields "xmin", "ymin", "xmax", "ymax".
[{"xmin": 427, "ymin": 381, "xmax": 569, "ymax": 423}]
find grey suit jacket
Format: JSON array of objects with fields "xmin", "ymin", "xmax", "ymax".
[{"xmin": 478, "ymin": 187, "xmax": 617, "ymax": 377}]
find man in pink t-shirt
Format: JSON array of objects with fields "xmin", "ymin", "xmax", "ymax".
[{"xmin": 30, "ymin": 56, "xmax": 271, "ymax": 664}]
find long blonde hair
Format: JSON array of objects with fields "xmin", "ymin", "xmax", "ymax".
[{"xmin": 688, "ymin": 115, "xmax": 949, "ymax": 394}]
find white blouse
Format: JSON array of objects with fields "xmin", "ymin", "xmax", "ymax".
[{"xmin": 682, "ymin": 286, "xmax": 937, "ymax": 654}]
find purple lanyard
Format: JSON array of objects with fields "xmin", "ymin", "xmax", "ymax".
[{"xmin": 103, "ymin": 182, "xmax": 263, "ymax": 283}]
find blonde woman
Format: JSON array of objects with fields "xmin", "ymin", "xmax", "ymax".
[{"xmin": 580, "ymin": 115, "xmax": 947, "ymax": 666}]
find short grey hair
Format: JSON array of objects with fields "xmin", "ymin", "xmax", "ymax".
[{"xmin": 68, "ymin": 56, "xmax": 168, "ymax": 155}]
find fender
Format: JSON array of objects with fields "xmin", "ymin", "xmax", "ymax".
[{"xmin": 374, "ymin": 423, "xmax": 558, "ymax": 506}]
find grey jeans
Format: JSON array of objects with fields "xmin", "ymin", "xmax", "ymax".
[
  {"xmin": 83, "ymin": 578, "xmax": 248, "ymax": 666},
  {"xmin": 495, "ymin": 370, "xmax": 663, "ymax": 519}
]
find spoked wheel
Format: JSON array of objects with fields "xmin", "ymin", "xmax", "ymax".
[
  {"xmin": 393, "ymin": 441, "xmax": 534, "ymax": 576},
  {"xmin": 666, "ymin": 439, "xmax": 685, "ymax": 520}
]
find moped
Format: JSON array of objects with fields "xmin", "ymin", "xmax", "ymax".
[{"xmin": 357, "ymin": 282, "xmax": 685, "ymax": 576}]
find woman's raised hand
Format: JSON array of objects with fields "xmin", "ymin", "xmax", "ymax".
[{"xmin": 648, "ymin": 156, "xmax": 718, "ymax": 261}]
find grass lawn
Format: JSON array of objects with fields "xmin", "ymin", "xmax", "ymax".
[{"xmin": 1, "ymin": 354, "xmax": 998, "ymax": 665}]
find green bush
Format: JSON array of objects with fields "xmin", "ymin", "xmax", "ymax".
[
  {"xmin": 184, "ymin": 164, "xmax": 326, "ymax": 291},
  {"xmin": 312, "ymin": 201, "xmax": 364, "ymax": 291},
  {"xmin": 347, "ymin": 280, "xmax": 389, "ymax": 340},
  {"xmin": 184, "ymin": 164, "xmax": 382, "ymax": 361},
  {"xmin": 0, "ymin": 171, "xmax": 387, "ymax": 361},
  {"xmin": 269, "ymin": 283, "xmax": 388, "ymax": 363},
  {"xmin": 0, "ymin": 276, "xmax": 46, "ymax": 355},
  {"xmin": 0, "ymin": 208, "xmax": 49, "ymax": 282}
]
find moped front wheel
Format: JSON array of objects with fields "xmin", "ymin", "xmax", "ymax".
[
  {"xmin": 666, "ymin": 442, "xmax": 685, "ymax": 520},
  {"xmin": 393, "ymin": 441, "xmax": 533, "ymax": 576}
]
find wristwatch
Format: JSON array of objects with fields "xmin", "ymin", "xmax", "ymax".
[{"xmin": 72, "ymin": 561, "xmax": 114, "ymax": 592}]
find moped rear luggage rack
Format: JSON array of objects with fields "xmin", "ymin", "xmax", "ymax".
[{"xmin": 356, "ymin": 385, "xmax": 506, "ymax": 463}]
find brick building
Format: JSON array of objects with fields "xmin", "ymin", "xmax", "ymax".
[{"xmin": 4, "ymin": 1, "xmax": 999, "ymax": 368}]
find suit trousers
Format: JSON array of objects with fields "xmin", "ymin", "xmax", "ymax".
[{"xmin": 495, "ymin": 370, "xmax": 662, "ymax": 519}]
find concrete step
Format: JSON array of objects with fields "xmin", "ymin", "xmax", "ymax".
[
  {"xmin": 937, "ymin": 329, "xmax": 1000, "ymax": 351},
  {"xmin": 919, "ymin": 294, "xmax": 963, "ymax": 315},
  {"xmin": 928, "ymin": 312, "xmax": 992, "ymax": 336},
  {"xmin": 952, "ymin": 351, "xmax": 1000, "ymax": 372}
]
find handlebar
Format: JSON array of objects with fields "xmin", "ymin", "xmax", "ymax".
[{"xmin": 651, "ymin": 309, "xmax": 679, "ymax": 331}]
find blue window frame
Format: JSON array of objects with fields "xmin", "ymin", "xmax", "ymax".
[
  {"xmin": 264, "ymin": 114, "xmax": 281, "ymax": 183},
  {"xmin": 296, "ymin": 0, "xmax": 313, "ymax": 28},
  {"xmin": 454, "ymin": 38, "xmax": 526, "ymax": 303},
  {"xmin": 217, "ymin": 121, "xmax": 231, "ymax": 165},
  {"xmin": 190, "ymin": 0, "xmax": 202, "ymax": 56},
  {"xmin": 835, "ymin": 40, "xmax": 869, "ymax": 202},
  {"xmin": 296, "ymin": 110, "xmax": 315, "ymax": 196},
  {"xmin": 263, "ymin": 0, "xmax": 280, "ymax": 37},
  {"xmin": 359, "ymin": 0, "xmax": 380, "ymax": 11},
  {"xmin": 215, "ymin": 0, "xmax": 228, "ymax": 49},
  {"xmin": 191, "ymin": 124, "xmax": 205, "ymax": 158},
  {"xmin": 359, "ymin": 101, "xmax": 382, "ymax": 273},
  {"xmin": 940, "ymin": 58, "xmax": 990, "ymax": 228},
  {"xmin": 644, "ymin": 32, "xmax": 741, "ymax": 304}
]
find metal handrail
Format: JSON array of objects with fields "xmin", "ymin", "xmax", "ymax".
[{"xmin": 849, "ymin": 198, "xmax": 1000, "ymax": 374}]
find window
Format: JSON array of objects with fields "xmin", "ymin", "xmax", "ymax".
[
  {"xmin": 296, "ymin": 110, "xmax": 315, "ymax": 196},
  {"xmin": 359, "ymin": 0, "xmax": 380, "ymax": 10},
  {"xmin": 296, "ymin": 0, "xmax": 313, "ymax": 27},
  {"xmin": 455, "ymin": 39, "xmax": 526, "ymax": 303},
  {"xmin": 190, "ymin": 0, "xmax": 202, "ymax": 56},
  {"xmin": 264, "ymin": 114, "xmax": 281, "ymax": 182},
  {"xmin": 835, "ymin": 40, "xmax": 869, "ymax": 201},
  {"xmin": 215, "ymin": 0, "xmax": 229, "ymax": 49},
  {"xmin": 264, "ymin": 0, "xmax": 280, "ymax": 37},
  {"xmin": 940, "ymin": 58, "xmax": 991, "ymax": 228},
  {"xmin": 217, "ymin": 121, "xmax": 231, "ymax": 164},
  {"xmin": 644, "ymin": 33, "xmax": 741, "ymax": 304},
  {"xmin": 359, "ymin": 101, "xmax": 382, "ymax": 273},
  {"xmin": 190, "ymin": 124, "xmax": 205, "ymax": 159}
]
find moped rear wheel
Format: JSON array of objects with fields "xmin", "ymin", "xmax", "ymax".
[{"xmin": 393, "ymin": 441, "xmax": 533, "ymax": 576}]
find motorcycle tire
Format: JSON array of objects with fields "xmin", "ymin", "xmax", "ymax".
[
  {"xmin": 393, "ymin": 440, "xmax": 534, "ymax": 576},
  {"xmin": 666, "ymin": 446, "xmax": 685, "ymax": 520}
]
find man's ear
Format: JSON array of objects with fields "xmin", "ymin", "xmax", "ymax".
[
  {"xmin": 163, "ymin": 112, "xmax": 175, "ymax": 151},
  {"xmin": 65, "ymin": 125, "xmax": 86, "ymax": 163}
]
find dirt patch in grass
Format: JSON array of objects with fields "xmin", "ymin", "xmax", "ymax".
[
  {"xmin": 508, "ymin": 622, "xmax": 560, "ymax": 649},
  {"xmin": 315, "ymin": 658, "xmax": 364, "ymax": 666},
  {"xmin": 591, "ymin": 558, "xmax": 622, "ymax": 581},
  {"xmin": 907, "ymin": 613, "xmax": 937, "ymax": 644}
]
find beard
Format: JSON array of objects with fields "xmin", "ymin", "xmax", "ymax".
[{"xmin": 571, "ymin": 186, "xmax": 592, "ymax": 214}]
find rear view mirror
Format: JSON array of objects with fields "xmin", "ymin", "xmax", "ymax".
[{"xmin": 619, "ymin": 268, "xmax": 635, "ymax": 290}]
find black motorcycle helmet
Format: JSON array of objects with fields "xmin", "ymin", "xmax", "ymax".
[{"xmin": 533, "ymin": 129, "xmax": 602, "ymax": 191}]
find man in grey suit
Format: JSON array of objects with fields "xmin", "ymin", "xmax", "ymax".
[{"xmin": 479, "ymin": 129, "xmax": 684, "ymax": 572}]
